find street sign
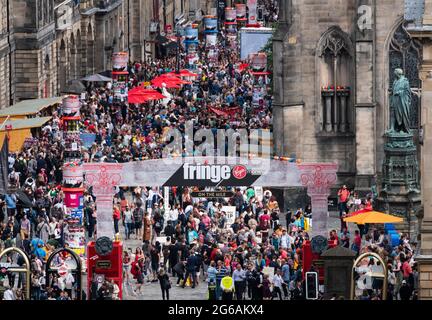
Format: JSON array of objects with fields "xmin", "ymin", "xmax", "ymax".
[
  {"xmin": 191, "ymin": 191, "xmax": 234, "ymax": 198},
  {"xmin": 305, "ymin": 272, "xmax": 319, "ymax": 300}
]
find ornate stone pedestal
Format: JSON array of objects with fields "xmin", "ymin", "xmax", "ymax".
[{"xmin": 376, "ymin": 132, "xmax": 422, "ymax": 238}]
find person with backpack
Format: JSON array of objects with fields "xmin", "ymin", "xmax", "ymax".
[{"xmin": 133, "ymin": 205, "xmax": 144, "ymax": 240}]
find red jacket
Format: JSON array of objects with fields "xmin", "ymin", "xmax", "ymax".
[{"xmin": 113, "ymin": 208, "xmax": 121, "ymax": 220}]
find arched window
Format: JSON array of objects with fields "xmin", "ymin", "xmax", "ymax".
[
  {"xmin": 388, "ymin": 22, "xmax": 422, "ymax": 129},
  {"xmin": 317, "ymin": 26, "xmax": 354, "ymax": 134}
]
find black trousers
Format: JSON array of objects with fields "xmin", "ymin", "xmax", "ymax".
[
  {"xmin": 114, "ymin": 219, "xmax": 119, "ymax": 234},
  {"xmin": 247, "ymin": 283, "xmax": 253, "ymax": 299},
  {"xmin": 183, "ymin": 270, "xmax": 197, "ymax": 288},
  {"xmin": 234, "ymin": 281, "xmax": 246, "ymax": 300},
  {"xmin": 282, "ymin": 283, "xmax": 289, "ymax": 298},
  {"xmin": 222, "ymin": 291, "xmax": 233, "ymax": 300},
  {"xmin": 161, "ymin": 288, "xmax": 170, "ymax": 300},
  {"xmin": 177, "ymin": 273, "xmax": 184, "ymax": 284}
]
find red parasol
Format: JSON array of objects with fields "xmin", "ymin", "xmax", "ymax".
[
  {"xmin": 168, "ymin": 69, "xmax": 198, "ymax": 77},
  {"xmin": 129, "ymin": 87, "xmax": 162, "ymax": 95},
  {"xmin": 152, "ymin": 75, "xmax": 192, "ymax": 85},
  {"xmin": 150, "ymin": 78, "xmax": 181, "ymax": 89},
  {"xmin": 127, "ymin": 87, "xmax": 166, "ymax": 104}
]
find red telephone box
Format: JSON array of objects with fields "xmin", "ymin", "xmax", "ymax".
[{"xmin": 87, "ymin": 241, "xmax": 123, "ymax": 299}]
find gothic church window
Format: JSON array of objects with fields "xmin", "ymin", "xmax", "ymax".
[
  {"xmin": 389, "ymin": 22, "xmax": 422, "ymax": 129},
  {"xmin": 317, "ymin": 27, "xmax": 354, "ymax": 134}
]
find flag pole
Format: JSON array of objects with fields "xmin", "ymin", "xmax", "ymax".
[{"xmin": 0, "ymin": 115, "xmax": 10, "ymax": 131}]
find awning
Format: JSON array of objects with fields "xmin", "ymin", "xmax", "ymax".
[
  {"xmin": 0, "ymin": 97, "xmax": 62, "ymax": 117},
  {"xmin": 0, "ymin": 117, "xmax": 52, "ymax": 131},
  {"xmin": 81, "ymin": 74, "xmax": 112, "ymax": 82}
]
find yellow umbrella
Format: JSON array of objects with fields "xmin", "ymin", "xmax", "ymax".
[{"xmin": 343, "ymin": 211, "xmax": 403, "ymax": 225}]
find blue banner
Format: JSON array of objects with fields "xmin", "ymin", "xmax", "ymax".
[
  {"xmin": 80, "ymin": 133, "xmax": 96, "ymax": 149},
  {"xmin": 204, "ymin": 17, "xmax": 218, "ymax": 34},
  {"xmin": 184, "ymin": 26, "xmax": 199, "ymax": 44}
]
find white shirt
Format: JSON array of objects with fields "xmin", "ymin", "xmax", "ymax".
[
  {"xmin": 169, "ymin": 209, "xmax": 179, "ymax": 221},
  {"xmin": 280, "ymin": 235, "xmax": 290, "ymax": 249},
  {"xmin": 3, "ymin": 289, "xmax": 15, "ymax": 300},
  {"xmin": 273, "ymin": 274, "xmax": 284, "ymax": 288}
]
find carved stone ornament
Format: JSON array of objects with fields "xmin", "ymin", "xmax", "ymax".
[
  {"xmin": 95, "ymin": 236, "xmax": 113, "ymax": 256},
  {"xmin": 311, "ymin": 235, "xmax": 328, "ymax": 254}
]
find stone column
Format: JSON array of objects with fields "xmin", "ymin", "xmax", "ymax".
[
  {"xmin": 417, "ymin": 37, "xmax": 432, "ymax": 300},
  {"xmin": 423, "ymin": 0, "xmax": 432, "ymax": 25},
  {"xmin": 298, "ymin": 163, "xmax": 338, "ymax": 238},
  {"xmin": 354, "ymin": 0, "xmax": 376, "ymax": 194},
  {"xmin": 83, "ymin": 163, "xmax": 124, "ymax": 239}
]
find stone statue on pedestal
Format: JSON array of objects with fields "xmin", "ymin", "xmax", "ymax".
[
  {"xmin": 388, "ymin": 68, "xmax": 412, "ymax": 134},
  {"xmin": 377, "ymin": 68, "xmax": 421, "ymax": 237}
]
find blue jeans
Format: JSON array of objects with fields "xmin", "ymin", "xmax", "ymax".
[
  {"xmin": 216, "ymin": 279, "xmax": 222, "ymax": 300},
  {"xmin": 125, "ymin": 222, "xmax": 132, "ymax": 239},
  {"xmin": 32, "ymin": 286, "xmax": 41, "ymax": 300}
]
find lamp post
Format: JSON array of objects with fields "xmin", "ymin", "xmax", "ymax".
[{"xmin": 175, "ymin": 25, "xmax": 183, "ymax": 74}]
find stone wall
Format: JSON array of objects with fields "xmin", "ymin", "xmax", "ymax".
[{"xmin": 274, "ymin": 0, "xmax": 407, "ymax": 187}]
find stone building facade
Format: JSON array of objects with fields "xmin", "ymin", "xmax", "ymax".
[
  {"xmin": 272, "ymin": 0, "xmax": 432, "ymax": 299},
  {"xmin": 0, "ymin": 0, "xmax": 14, "ymax": 109},
  {"xmin": 273, "ymin": 0, "xmax": 426, "ymax": 193},
  {"xmin": 0, "ymin": 0, "xmax": 202, "ymax": 108}
]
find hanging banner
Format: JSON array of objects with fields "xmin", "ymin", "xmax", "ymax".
[
  {"xmin": 209, "ymin": 106, "xmax": 241, "ymax": 117},
  {"xmin": 204, "ymin": 16, "xmax": 218, "ymax": 33},
  {"xmin": 112, "ymin": 52, "xmax": 128, "ymax": 72},
  {"xmin": 250, "ymin": 52, "xmax": 267, "ymax": 72},
  {"xmin": 236, "ymin": 3, "xmax": 247, "ymax": 21},
  {"xmin": 225, "ymin": 7, "xmax": 236, "ymax": 23},
  {"xmin": 80, "ymin": 133, "xmax": 97, "ymax": 149},
  {"xmin": 247, "ymin": 0, "xmax": 258, "ymax": 24},
  {"xmin": 206, "ymin": 34, "xmax": 218, "ymax": 47},
  {"xmin": 62, "ymin": 164, "xmax": 84, "ymax": 188},
  {"xmin": 62, "ymin": 95, "xmax": 81, "ymax": 117},
  {"xmin": 184, "ymin": 26, "xmax": 199, "ymax": 44}
]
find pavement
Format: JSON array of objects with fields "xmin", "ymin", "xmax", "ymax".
[{"xmin": 79, "ymin": 189, "xmax": 354, "ymax": 300}]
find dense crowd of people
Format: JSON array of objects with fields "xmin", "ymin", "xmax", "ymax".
[{"xmin": 0, "ymin": 0, "xmax": 418, "ymax": 301}]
